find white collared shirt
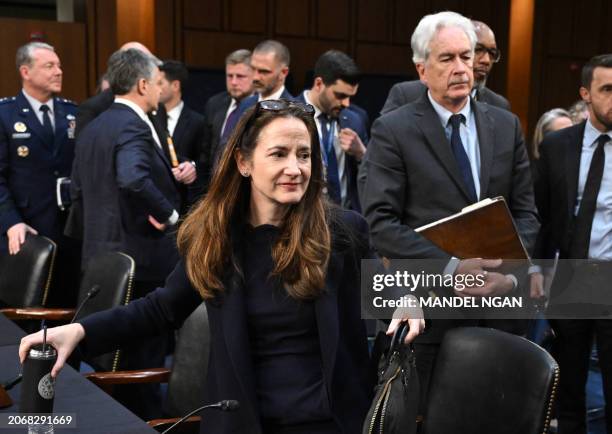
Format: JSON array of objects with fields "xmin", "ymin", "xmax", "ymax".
[
  {"xmin": 166, "ymin": 100, "xmax": 184, "ymax": 137},
  {"xmin": 114, "ymin": 97, "xmax": 162, "ymax": 149},
  {"xmin": 427, "ymin": 92, "xmax": 481, "ymax": 200},
  {"xmin": 258, "ymin": 86, "xmax": 286, "ymax": 102},
  {"xmin": 576, "ymin": 119, "xmax": 612, "ymax": 259},
  {"xmin": 303, "ymin": 90, "xmax": 348, "ymax": 205},
  {"xmin": 22, "ymin": 89, "xmax": 55, "ymax": 130}
]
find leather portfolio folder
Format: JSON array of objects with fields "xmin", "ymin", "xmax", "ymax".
[{"xmin": 415, "ymin": 197, "xmax": 529, "ymax": 260}]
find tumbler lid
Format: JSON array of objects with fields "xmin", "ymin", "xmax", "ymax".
[{"xmin": 29, "ymin": 343, "xmax": 57, "ymax": 360}]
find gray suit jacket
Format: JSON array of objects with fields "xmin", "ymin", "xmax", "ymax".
[
  {"xmin": 381, "ymin": 80, "xmax": 511, "ymax": 115},
  {"xmin": 359, "ymin": 94, "xmax": 538, "ymax": 340}
]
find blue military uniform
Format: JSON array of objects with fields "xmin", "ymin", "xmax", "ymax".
[{"xmin": 0, "ymin": 90, "xmax": 79, "ymax": 305}]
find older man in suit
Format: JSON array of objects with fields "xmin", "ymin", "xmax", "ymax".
[
  {"xmin": 0, "ymin": 41, "xmax": 80, "ymax": 306},
  {"xmin": 360, "ymin": 11, "xmax": 538, "ymax": 415},
  {"xmin": 70, "ymin": 48, "xmax": 180, "ymax": 419},
  {"xmin": 534, "ymin": 54, "xmax": 612, "ymax": 434},
  {"xmin": 381, "ymin": 20, "xmax": 510, "ymax": 115},
  {"xmin": 202, "ymin": 49, "xmax": 254, "ymax": 186},
  {"xmin": 297, "ymin": 50, "xmax": 368, "ymax": 211}
]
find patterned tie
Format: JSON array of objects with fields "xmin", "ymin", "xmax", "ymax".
[
  {"xmin": 40, "ymin": 104, "xmax": 55, "ymax": 145},
  {"xmin": 221, "ymin": 104, "xmax": 240, "ymax": 144},
  {"xmin": 318, "ymin": 114, "xmax": 341, "ymax": 204},
  {"xmin": 570, "ymin": 134, "xmax": 610, "ymax": 258},
  {"xmin": 448, "ymin": 114, "xmax": 477, "ymax": 202}
]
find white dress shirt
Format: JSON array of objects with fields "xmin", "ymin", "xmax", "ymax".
[{"xmin": 166, "ymin": 100, "xmax": 184, "ymax": 137}]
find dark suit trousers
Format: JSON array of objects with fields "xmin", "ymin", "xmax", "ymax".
[
  {"xmin": 113, "ymin": 279, "xmax": 168, "ymax": 420},
  {"xmin": 550, "ymin": 318, "xmax": 612, "ymax": 434}
]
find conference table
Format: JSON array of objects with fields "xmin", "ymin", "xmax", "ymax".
[{"xmin": 0, "ymin": 313, "xmax": 157, "ymax": 433}]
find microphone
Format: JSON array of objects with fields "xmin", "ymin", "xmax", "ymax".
[
  {"xmin": 161, "ymin": 400, "xmax": 240, "ymax": 434},
  {"xmin": 70, "ymin": 285, "xmax": 101, "ymax": 323}
]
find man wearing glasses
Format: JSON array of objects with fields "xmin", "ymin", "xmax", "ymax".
[{"xmin": 381, "ymin": 20, "xmax": 510, "ymax": 114}]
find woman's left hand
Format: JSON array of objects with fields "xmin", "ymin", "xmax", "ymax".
[{"xmin": 386, "ymin": 317, "xmax": 425, "ymax": 344}]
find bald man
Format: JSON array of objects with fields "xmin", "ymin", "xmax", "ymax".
[{"xmin": 381, "ymin": 20, "xmax": 510, "ymax": 115}]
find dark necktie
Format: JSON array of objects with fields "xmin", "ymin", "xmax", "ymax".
[
  {"xmin": 318, "ymin": 114, "xmax": 341, "ymax": 204},
  {"xmin": 449, "ymin": 114, "xmax": 477, "ymax": 202},
  {"xmin": 40, "ymin": 104, "xmax": 54, "ymax": 145},
  {"xmin": 221, "ymin": 104, "xmax": 240, "ymax": 144},
  {"xmin": 570, "ymin": 134, "xmax": 609, "ymax": 258}
]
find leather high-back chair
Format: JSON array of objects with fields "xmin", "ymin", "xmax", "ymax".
[
  {"xmin": 76, "ymin": 251, "xmax": 135, "ymax": 372},
  {"xmin": 163, "ymin": 302, "xmax": 210, "ymax": 417},
  {"xmin": 421, "ymin": 327, "xmax": 559, "ymax": 434},
  {"xmin": 86, "ymin": 302, "xmax": 211, "ymax": 434},
  {"xmin": 0, "ymin": 235, "xmax": 56, "ymax": 308}
]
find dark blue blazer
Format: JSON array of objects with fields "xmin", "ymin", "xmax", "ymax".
[
  {"xmin": 0, "ymin": 91, "xmax": 77, "ymax": 251},
  {"xmin": 79, "ymin": 209, "xmax": 374, "ymax": 434},
  {"xmin": 237, "ymin": 88, "xmax": 295, "ymax": 116},
  {"xmin": 69, "ymin": 103, "xmax": 180, "ymax": 280},
  {"xmin": 296, "ymin": 92, "xmax": 369, "ymax": 212}
]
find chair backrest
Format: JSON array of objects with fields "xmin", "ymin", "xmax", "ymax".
[
  {"xmin": 0, "ymin": 235, "xmax": 56, "ymax": 308},
  {"xmin": 164, "ymin": 302, "xmax": 210, "ymax": 417},
  {"xmin": 422, "ymin": 327, "xmax": 559, "ymax": 434},
  {"xmin": 75, "ymin": 251, "xmax": 135, "ymax": 372}
]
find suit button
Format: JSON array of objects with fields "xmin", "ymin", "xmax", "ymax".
[{"xmin": 53, "ymin": 171, "xmax": 59, "ymax": 176}]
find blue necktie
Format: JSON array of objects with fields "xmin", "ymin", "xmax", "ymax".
[
  {"xmin": 449, "ymin": 114, "xmax": 476, "ymax": 202},
  {"xmin": 318, "ymin": 114, "xmax": 341, "ymax": 204},
  {"xmin": 221, "ymin": 104, "xmax": 240, "ymax": 144},
  {"xmin": 40, "ymin": 104, "xmax": 55, "ymax": 145}
]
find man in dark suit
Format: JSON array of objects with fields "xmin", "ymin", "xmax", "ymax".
[
  {"xmin": 381, "ymin": 20, "xmax": 510, "ymax": 115},
  {"xmin": 0, "ymin": 41, "xmax": 80, "ymax": 306},
  {"xmin": 70, "ymin": 48, "xmax": 181, "ymax": 419},
  {"xmin": 202, "ymin": 49, "xmax": 254, "ymax": 186},
  {"xmin": 297, "ymin": 50, "xmax": 368, "ymax": 211},
  {"xmin": 159, "ymin": 60, "xmax": 204, "ymax": 205},
  {"xmin": 533, "ymin": 54, "xmax": 612, "ymax": 434},
  {"xmin": 238, "ymin": 40, "xmax": 294, "ymax": 112},
  {"xmin": 360, "ymin": 11, "xmax": 538, "ymax": 414}
]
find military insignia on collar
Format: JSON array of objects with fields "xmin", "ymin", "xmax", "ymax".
[
  {"xmin": 66, "ymin": 114, "xmax": 75, "ymax": 120},
  {"xmin": 17, "ymin": 145, "xmax": 29, "ymax": 157},
  {"xmin": 14, "ymin": 122, "xmax": 27, "ymax": 133},
  {"xmin": 22, "ymin": 108, "xmax": 29, "ymax": 113}
]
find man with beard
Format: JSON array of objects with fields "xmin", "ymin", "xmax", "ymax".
[
  {"xmin": 533, "ymin": 54, "xmax": 612, "ymax": 434},
  {"xmin": 381, "ymin": 20, "xmax": 510, "ymax": 114},
  {"xmin": 238, "ymin": 40, "xmax": 294, "ymax": 118},
  {"xmin": 296, "ymin": 50, "xmax": 368, "ymax": 211},
  {"xmin": 202, "ymin": 49, "xmax": 254, "ymax": 184}
]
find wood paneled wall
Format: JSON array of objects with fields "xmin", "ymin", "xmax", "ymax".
[
  {"xmin": 528, "ymin": 0, "xmax": 612, "ymax": 140},
  {"xmin": 0, "ymin": 17, "xmax": 88, "ymax": 102},
  {"xmin": 159, "ymin": 0, "xmax": 511, "ymax": 96}
]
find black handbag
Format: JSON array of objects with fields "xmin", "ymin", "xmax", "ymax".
[{"xmin": 363, "ymin": 322, "xmax": 419, "ymax": 434}]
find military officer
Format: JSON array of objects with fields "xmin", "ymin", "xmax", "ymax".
[{"xmin": 0, "ymin": 41, "xmax": 79, "ymax": 306}]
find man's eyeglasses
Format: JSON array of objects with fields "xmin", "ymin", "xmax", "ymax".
[
  {"xmin": 475, "ymin": 44, "xmax": 501, "ymax": 63},
  {"xmin": 256, "ymin": 99, "xmax": 315, "ymax": 116}
]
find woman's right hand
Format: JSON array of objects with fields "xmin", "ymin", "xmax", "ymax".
[{"xmin": 19, "ymin": 323, "xmax": 86, "ymax": 378}]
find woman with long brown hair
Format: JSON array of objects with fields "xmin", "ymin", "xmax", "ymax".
[{"xmin": 19, "ymin": 100, "xmax": 423, "ymax": 434}]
